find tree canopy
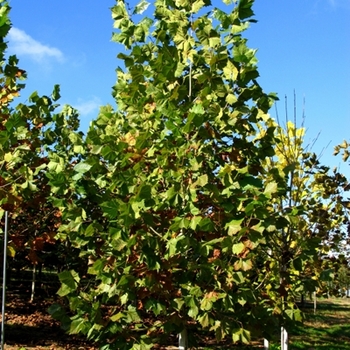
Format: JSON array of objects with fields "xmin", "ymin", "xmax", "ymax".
[{"xmin": 0, "ymin": 1, "xmax": 349, "ymax": 349}]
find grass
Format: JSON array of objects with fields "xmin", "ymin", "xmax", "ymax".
[
  {"xmin": 4, "ymin": 297, "xmax": 350, "ymax": 349},
  {"xmin": 191, "ymin": 298, "xmax": 350, "ymax": 349},
  {"xmin": 288, "ymin": 297, "xmax": 350, "ymax": 350}
]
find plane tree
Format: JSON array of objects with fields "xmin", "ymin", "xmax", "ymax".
[
  {"xmin": 0, "ymin": 2, "xmax": 85, "ymax": 289},
  {"xmin": 48, "ymin": 0, "xmax": 291, "ymax": 348},
  {"xmin": 256, "ymin": 115, "xmax": 350, "ymax": 342}
]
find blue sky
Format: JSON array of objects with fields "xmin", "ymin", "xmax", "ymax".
[{"xmin": 5, "ymin": 0, "xmax": 350, "ymax": 172}]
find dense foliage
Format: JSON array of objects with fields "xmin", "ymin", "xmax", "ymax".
[
  {"xmin": 257, "ymin": 117, "xmax": 349, "ymax": 327},
  {"xmin": 0, "ymin": 2, "xmax": 84, "ymax": 275},
  {"xmin": 0, "ymin": 1, "xmax": 349, "ymax": 349}
]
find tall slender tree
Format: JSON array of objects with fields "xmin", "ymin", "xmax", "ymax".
[
  {"xmin": 48, "ymin": 0, "xmax": 290, "ymax": 349},
  {"xmin": 255, "ymin": 104, "xmax": 350, "ymax": 346}
]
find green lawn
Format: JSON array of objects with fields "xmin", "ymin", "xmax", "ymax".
[
  {"xmin": 4, "ymin": 297, "xmax": 350, "ymax": 349},
  {"xmin": 287, "ymin": 298, "xmax": 350, "ymax": 350},
  {"xmin": 192, "ymin": 298, "xmax": 350, "ymax": 350}
]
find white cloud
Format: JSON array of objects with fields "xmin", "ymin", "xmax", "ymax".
[
  {"xmin": 74, "ymin": 97, "xmax": 101, "ymax": 116},
  {"xmin": 8, "ymin": 27, "xmax": 64, "ymax": 63}
]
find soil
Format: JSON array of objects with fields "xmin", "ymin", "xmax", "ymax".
[
  {"xmin": 0, "ymin": 290, "xmax": 227, "ymax": 350},
  {"xmin": 0, "ymin": 290, "xmax": 98, "ymax": 350}
]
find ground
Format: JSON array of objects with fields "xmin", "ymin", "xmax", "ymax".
[
  {"xmin": 1, "ymin": 291, "xmax": 98, "ymax": 350},
  {"xmin": 1, "ymin": 283, "xmax": 350, "ymax": 350}
]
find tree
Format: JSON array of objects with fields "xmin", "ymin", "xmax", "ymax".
[
  {"xmin": 49, "ymin": 0, "xmax": 289, "ymax": 349},
  {"xmin": 255, "ymin": 108, "xmax": 350, "ymax": 345},
  {"xmin": 0, "ymin": 2, "xmax": 85, "ymax": 296}
]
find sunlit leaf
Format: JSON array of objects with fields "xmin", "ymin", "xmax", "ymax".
[{"xmin": 133, "ymin": 0, "xmax": 150, "ymax": 15}]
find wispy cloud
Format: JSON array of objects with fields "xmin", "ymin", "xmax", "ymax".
[
  {"xmin": 8, "ymin": 27, "xmax": 64, "ymax": 63},
  {"xmin": 312, "ymin": 0, "xmax": 350, "ymax": 14},
  {"xmin": 327, "ymin": 0, "xmax": 350, "ymax": 8},
  {"xmin": 74, "ymin": 97, "xmax": 101, "ymax": 117}
]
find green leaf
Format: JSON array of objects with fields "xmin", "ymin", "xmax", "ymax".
[
  {"xmin": 190, "ymin": 216, "xmax": 202, "ymax": 230},
  {"xmin": 117, "ymin": 275, "xmax": 132, "ymax": 287},
  {"xmin": 173, "ymin": 298, "xmax": 185, "ymax": 311},
  {"xmin": 232, "ymin": 328, "xmax": 251, "ymax": 344},
  {"xmin": 138, "ymin": 184, "xmax": 152, "ymax": 199},
  {"xmin": 188, "ymin": 305, "xmax": 199, "ymax": 318},
  {"xmin": 198, "ymin": 217, "xmax": 214, "ymax": 231},
  {"xmin": 238, "ymin": 0, "xmax": 255, "ymax": 20},
  {"xmin": 285, "ymin": 308, "xmax": 302, "ymax": 322},
  {"xmin": 126, "ymin": 305, "xmax": 141, "ymax": 323},
  {"xmin": 52, "ymin": 84, "xmax": 61, "ymax": 101},
  {"xmin": 292, "ymin": 257, "xmax": 303, "ymax": 271},
  {"xmin": 320, "ymin": 269, "xmax": 334, "ymax": 282},
  {"xmin": 110, "ymin": 312, "xmax": 124, "ymax": 322},
  {"xmin": 145, "ymin": 299, "xmax": 166, "ymax": 316},
  {"xmin": 223, "ymin": 60, "xmax": 238, "ymax": 80},
  {"xmin": 166, "ymin": 237, "xmax": 178, "ymax": 257},
  {"xmin": 190, "ymin": 103, "xmax": 205, "ymax": 115},
  {"xmin": 0, "ymin": 5, "xmax": 9, "ymax": 26},
  {"xmin": 74, "ymin": 162, "xmax": 92, "ymax": 174},
  {"xmin": 198, "ymin": 313, "xmax": 210, "ymax": 328},
  {"xmin": 48, "ymin": 304, "xmax": 71, "ymax": 331},
  {"xmin": 87, "ymin": 259, "xmax": 105, "ymax": 275},
  {"xmin": 70, "ymin": 318, "xmax": 88, "ymax": 335},
  {"xmin": 100, "ymin": 200, "xmax": 120, "ymax": 219},
  {"xmin": 226, "ymin": 218, "xmax": 244, "ymax": 235},
  {"xmin": 133, "ymin": 0, "xmax": 150, "ymax": 15},
  {"xmin": 175, "ymin": 61, "xmax": 186, "ymax": 77},
  {"xmin": 200, "ymin": 297, "xmax": 213, "ymax": 311},
  {"xmin": 232, "ymin": 272, "xmax": 245, "ymax": 284},
  {"xmin": 57, "ymin": 270, "xmax": 80, "ymax": 297}
]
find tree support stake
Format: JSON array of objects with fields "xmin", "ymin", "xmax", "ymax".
[{"xmin": 1, "ymin": 211, "xmax": 9, "ymax": 350}]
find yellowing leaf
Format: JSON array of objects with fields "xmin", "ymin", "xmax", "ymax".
[
  {"xmin": 264, "ymin": 181, "xmax": 278, "ymax": 197},
  {"xmin": 223, "ymin": 60, "xmax": 238, "ymax": 80},
  {"xmin": 4, "ymin": 153, "xmax": 12, "ymax": 162},
  {"xmin": 232, "ymin": 242, "xmax": 245, "ymax": 255},
  {"xmin": 6, "ymin": 245, "xmax": 16, "ymax": 258},
  {"xmin": 296, "ymin": 127, "xmax": 305, "ymax": 138},
  {"xmin": 121, "ymin": 132, "xmax": 137, "ymax": 146},
  {"xmin": 232, "ymin": 328, "xmax": 251, "ymax": 344},
  {"xmin": 234, "ymin": 259, "xmax": 252, "ymax": 271},
  {"xmin": 198, "ymin": 313, "xmax": 210, "ymax": 328},
  {"xmin": 226, "ymin": 218, "xmax": 244, "ymax": 235},
  {"xmin": 196, "ymin": 174, "xmax": 208, "ymax": 187},
  {"xmin": 340, "ymin": 140, "xmax": 348, "ymax": 148},
  {"xmin": 110, "ymin": 312, "xmax": 124, "ymax": 322},
  {"xmin": 192, "ymin": 0, "xmax": 205, "ymax": 12},
  {"xmin": 226, "ymin": 93, "xmax": 237, "ymax": 105}
]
